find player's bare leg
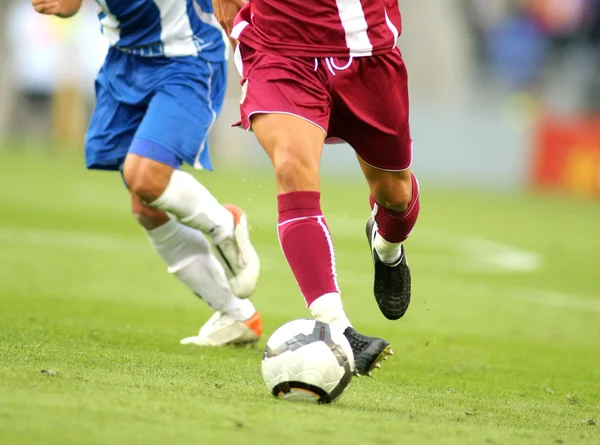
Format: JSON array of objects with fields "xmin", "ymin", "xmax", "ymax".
[
  {"xmin": 357, "ymin": 156, "xmax": 420, "ymax": 320},
  {"xmin": 123, "ymin": 154, "xmax": 260, "ymax": 299},
  {"xmin": 252, "ymin": 113, "xmax": 392, "ymax": 375},
  {"xmin": 124, "ymin": 162, "xmax": 262, "ymax": 346}
]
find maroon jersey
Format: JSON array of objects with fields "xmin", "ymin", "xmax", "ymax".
[{"xmin": 231, "ymin": 0, "xmax": 402, "ymax": 57}]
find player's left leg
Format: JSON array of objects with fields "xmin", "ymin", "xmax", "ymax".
[
  {"xmin": 123, "ymin": 156, "xmax": 259, "ymax": 300},
  {"xmin": 358, "ymin": 159, "xmax": 419, "ymax": 320},
  {"xmin": 329, "ymin": 49, "xmax": 419, "ymax": 321},
  {"xmin": 121, "ymin": 59, "xmax": 259, "ymax": 300},
  {"xmin": 130, "ymin": 193, "xmax": 261, "ymax": 346}
]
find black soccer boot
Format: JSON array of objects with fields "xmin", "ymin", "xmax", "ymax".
[
  {"xmin": 366, "ymin": 217, "xmax": 411, "ymax": 320},
  {"xmin": 343, "ymin": 327, "xmax": 392, "ymax": 376}
]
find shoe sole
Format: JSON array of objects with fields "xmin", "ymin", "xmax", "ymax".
[
  {"xmin": 354, "ymin": 342, "xmax": 394, "ymax": 377},
  {"xmin": 366, "ymin": 217, "xmax": 411, "ymax": 320},
  {"xmin": 230, "ymin": 338, "xmax": 260, "ymax": 347},
  {"xmin": 182, "ymin": 312, "xmax": 262, "ymax": 347},
  {"xmin": 181, "ymin": 338, "xmax": 260, "ymax": 347}
]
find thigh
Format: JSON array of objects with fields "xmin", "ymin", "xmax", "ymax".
[
  {"xmin": 132, "ymin": 58, "xmax": 227, "ymax": 170},
  {"xmin": 85, "ymin": 70, "xmax": 145, "ymax": 171},
  {"xmin": 330, "ymin": 50, "xmax": 412, "ymax": 172},
  {"xmin": 236, "ymin": 44, "xmax": 332, "ymax": 135},
  {"xmin": 252, "ymin": 112, "xmax": 326, "ymax": 192}
]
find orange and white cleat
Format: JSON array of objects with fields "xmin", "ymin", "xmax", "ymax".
[
  {"xmin": 180, "ymin": 311, "xmax": 263, "ymax": 347},
  {"xmin": 212, "ymin": 204, "xmax": 260, "ymax": 299}
]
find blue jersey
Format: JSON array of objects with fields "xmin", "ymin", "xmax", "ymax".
[{"xmin": 95, "ymin": 0, "xmax": 227, "ymax": 61}]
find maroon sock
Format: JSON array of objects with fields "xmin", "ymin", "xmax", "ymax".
[
  {"xmin": 277, "ymin": 191, "xmax": 339, "ymax": 307},
  {"xmin": 370, "ymin": 173, "xmax": 420, "ymax": 243}
]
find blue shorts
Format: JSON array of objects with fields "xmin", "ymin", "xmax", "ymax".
[{"xmin": 86, "ymin": 48, "xmax": 227, "ymax": 171}]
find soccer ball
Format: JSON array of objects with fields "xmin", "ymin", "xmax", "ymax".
[{"xmin": 261, "ymin": 319, "xmax": 354, "ymax": 404}]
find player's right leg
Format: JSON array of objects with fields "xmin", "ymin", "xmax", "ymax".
[
  {"xmin": 238, "ymin": 45, "xmax": 392, "ymax": 375},
  {"xmin": 120, "ymin": 57, "xmax": 259, "ymax": 300},
  {"xmin": 123, "ymin": 154, "xmax": 260, "ymax": 299}
]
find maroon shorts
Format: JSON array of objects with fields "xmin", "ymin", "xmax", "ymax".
[{"xmin": 235, "ymin": 45, "xmax": 412, "ymax": 171}]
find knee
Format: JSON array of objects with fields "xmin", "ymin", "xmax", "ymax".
[
  {"xmin": 131, "ymin": 196, "xmax": 169, "ymax": 230},
  {"xmin": 132, "ymin": 209, "xmax": 156, "ymax": 230},
  {"xmin": 372, "ymin": 175, "xmax": 413, "ymax": 212},
  {"xmin": 272, "ymin": 150, "xmax": 319, "ymax": 192},
  {"xmin": 252, "ymin": 114, "xmax": 323, "ymax": 193},
  {"xmin": 122, "ymin": 155, "xmax": 171, "ymax": 202}
]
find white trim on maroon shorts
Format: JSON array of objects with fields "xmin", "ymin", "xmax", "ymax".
[{"xmin": 246, "ymin": 111, "xmax": 327, "ymax": 136}]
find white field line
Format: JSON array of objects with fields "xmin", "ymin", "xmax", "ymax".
[
  {"xmin": 1, "ymin": 226, "xmax": 596, "ymax": 313},
  {"xmin": 0, "ymin": 226, "xmax": 146, "ymax": 252},
  {"xmin": 516, "ymin": 287, "xmax": 600, "ymax": 313},
  {"xmin": 0, "ymin": 220, "xmax": 542, "ymax": 275},
  {"xmin": 415, "ymin": 231, "xmax": 543, "ymax": 273},
  {"xmin": 246, "ymin": 211, "xmax": 543, "ymax": 273},
  {"xmin": 462, "ymin": 238, "xmax": 541, "ymax": 273},
  {"xmin": 442, "ymin": 281, "xmax": 600, "ymax": 313},
  {"xmin": 0, "ymin": 222, "xmax": 541, "ymax": 273}
]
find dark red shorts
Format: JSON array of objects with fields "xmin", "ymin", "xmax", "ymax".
[{"xmin": 235, "ymin": 44, "xmax": 412, "ymax": 171}]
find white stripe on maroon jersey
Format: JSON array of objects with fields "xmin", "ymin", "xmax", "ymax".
[
  {"xmin": 334, "ymin": 0, "xmax": 373, "ymax": 56},
  {"xmin": 384, "ymin": 9, "xmax": 399, "ymax": 48}
]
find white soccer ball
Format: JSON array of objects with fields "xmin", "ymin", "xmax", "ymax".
[{"xmin": 261, "ymin": 319, "xmax": 354, "ymax": 404}]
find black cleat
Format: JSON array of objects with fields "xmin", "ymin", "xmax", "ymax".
[
  {"xmin": 366, "ymin": 217, "xmax": 411, "ymax": 320},
  {"xmin": 343, "ymin": 327, "xmax": 392, "ymax": 376}
]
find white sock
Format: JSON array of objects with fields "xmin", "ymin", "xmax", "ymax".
[
  {"xmin": 374, "ymin": 233, "xmax": 403, "ymax": 265},
  {"xmin": 146, "ymin": 218, "xmax": 256, "ymax": 321},
  {"xmin": 150, "ymin": 170, "xmax": 234, "ymax": 244},
  {"xmin": 309, "ymin": 293, "xmax": 352, "ymax": 332}
]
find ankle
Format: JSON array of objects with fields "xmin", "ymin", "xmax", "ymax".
[
  {"xmin": 309, "ymin": 293, "xmax": 351, "ymax": 331},
  {"xmin": 374, "ymin": 233, "xmax": 403, "ymax": 265}
]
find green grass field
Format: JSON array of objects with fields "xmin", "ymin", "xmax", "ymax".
[{"xmin": 0, "ymin": 149, "xmax": 598, "ymax": 445}]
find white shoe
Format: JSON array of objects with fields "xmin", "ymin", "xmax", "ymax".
[
  {"xmin": 180, "ymin": 311, "xmax": 263, "ymax": 347},
  {"xmin": 212, "ymin": 205, "xmax": 260, "ymax": 298}
]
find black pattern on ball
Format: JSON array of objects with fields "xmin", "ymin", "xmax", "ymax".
[
  {"xmin": 264, "ymin": 320, "xmax": 353, "ymax": 402},
  {"xmin": 272, "ymin": 381, "xmax": 331, "ymax": 403}
]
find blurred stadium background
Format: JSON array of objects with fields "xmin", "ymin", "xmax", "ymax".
[{"xmin": 2, "ymin": 0, "xmax": 600, "ymax": 194}]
